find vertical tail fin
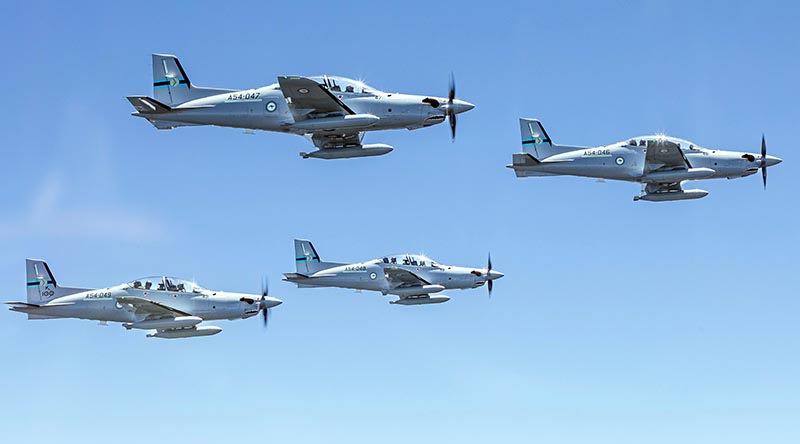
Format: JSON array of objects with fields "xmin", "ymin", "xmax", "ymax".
[
  {"xmin": 26, "ymin": 259, "xmax": 91, "ymax": 304},
  {"xmin": 26, "ymin": 259, "xmax": 57, "ymax": 303},
  {"xmin": 151, "ymin": 54, "xmax": 232, "ymax": 106},
  {"xmin": 152, "ymin": 54, "xmax": 192, "ymax": 105},
  {"xmin": 519, "ymin": 118, "xmax": 555, "ymax": 159},
  {"xmin": 294, "ymin": 239, "xmax": 321, "ymax": 274}
]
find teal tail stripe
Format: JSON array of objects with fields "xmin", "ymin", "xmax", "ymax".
[
  {"xmin": 296, "ymin": 256, "xmax": 308, "ymax": 261},
  {"xmin": 27, "ymin": 280, "xmax": 54, "ymax": 286},
  {"xmin": 523, "ymin": 138, "xmax": 551, "ymax": 145}
]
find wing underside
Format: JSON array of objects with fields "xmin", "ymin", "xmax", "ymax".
[
  {"xmin": 116, "ymin": 296, "xmax": 192, "ymax": 319},
  {"xmin": 384, "ymin": 267, "xmax": 431, "ymax": 292}
]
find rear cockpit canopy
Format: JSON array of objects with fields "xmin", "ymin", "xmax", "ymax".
[
  {"xmin": 616, "ymin": 135, "xmax": 704, "ymax": 151},
  {"xmin": 311, "ymin": 75, "xmax": 383, "ymax": 96},
  {"xmin": 379, "ymin": 254, "xmax": 437, "ymax": 267},
  {"xmin": 128, "ymin": 276, "xmax": 205, "ymax": 293}
]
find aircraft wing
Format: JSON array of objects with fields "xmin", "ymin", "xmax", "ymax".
[
  {"xmin": 278, "ymin": 76, "xmax": 354, "ymax": 121},
  {"xmin": 116, "ymin": 296, "xmax": 192, "ymax": 318},
  {"xmin": 384, "ymin": 267, "xmax": 431, "ymax": 287},
  {"xmin": 644, "ymin": 139, "xmax": 691, "ymax": 174}
]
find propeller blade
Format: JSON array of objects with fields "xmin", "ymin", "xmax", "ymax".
[
  {"xmin": 448, "ymin": 72, "xmax": 455, "ymax": 103},
  {"xmin": 261, "ymin": 276, "xmax": 269, "ymax": 298},
  {"xmin": 449, "ymin": 110, "xmax": 456, "ymax": 141},
  {"xmin": 761, "ymin": 134, "xmax": 767, "ymax": 189},
  {"xmin": 262, "ymin": 306, "xmax": 269, "ymax": 328},
  {"xmin": 487, "ymin": 253, "xmax": 493, "ymax": 297}
]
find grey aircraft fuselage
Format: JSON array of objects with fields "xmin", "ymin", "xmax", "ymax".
[
  {"xmin": 128, "ymin": 55, "xmax": 474, "ymax": 159},
  {"xmin": 16, "ymin": 283, "xmax": 269, "ymax": 324},
  {"xmin": 520, "ymin": 138, "xmax": 780, "ymax": 182},
  {"xmin": 8, "ymin": 260, "xmax": 282, "ymax": 338},
  {"xmin": 284, "ymin": 242, "xmax": 504, "ymax": 305},
  {"xmin": 155, "ymin": 80, "xmax": 472, "ymax": 135},
  {"xmin": 510, "ymin": 119, "xmax": 783, "ymax": 201}
]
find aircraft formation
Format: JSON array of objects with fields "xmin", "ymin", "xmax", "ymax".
[{"xmin": 6, "ymin": 53, "xmax": 784, "ymax": 338}]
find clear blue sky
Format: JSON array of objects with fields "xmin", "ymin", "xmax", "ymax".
[{"xmin": 1, "ymin": 1, "xmax": 798, "ymax": 443}]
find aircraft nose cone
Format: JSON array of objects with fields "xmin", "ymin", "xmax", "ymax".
[
  {"xmin": 765, "ymin": 155, "xmax": 782, "ymax": 167},
  {"xmin": 488, "ymin": 270, "xmax": 504, "ymax": 280},
  {"xmin": 265, "ymin": 296, "xmax": 282, "ymax": 307},
  {"xmin": 452, "ymin": 99, "xmax": 475, "ymax": 114}
]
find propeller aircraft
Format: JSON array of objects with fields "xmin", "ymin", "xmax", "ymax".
[
  {"xmin": 6, "ymin": 259, "xmax": 281, "ymax": 339},
  {"xmin": 283, "ymin": 240, "xmax": 504, "ymax": 305},
  {"xmin": 127, "ymin": 54, "xmax": 474, "ymax": 159},
  {"xmin": 509, "ymin": 118, "xmax": 782, "ymax": 201}
]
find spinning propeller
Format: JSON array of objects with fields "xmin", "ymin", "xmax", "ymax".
[
  {"xmin": 471, "ymin": 253, "xmax": 498, "ymax": 297},
  {"xmin": 486, "ymin": 253, "xmax": 494, "ymax": 297},
  {"xmin": 760, "ymin": 135, "xmax": 768, "ymax": 189},
  {"xmin": 260, "ymin": 276, "xmax": 272, "ymax": 328},
  {"xmin": 421, "ymin": 73, "xmax": 473, "ymax": 141},
  {"xmin": 447, "ymin": 73, "xmax": 457, "ymax": 141}
]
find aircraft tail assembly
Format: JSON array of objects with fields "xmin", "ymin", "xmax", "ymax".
[
  {"xmin": 5, "ymin": 259, "xmax": 90, "ymax": 319},
  {"xmin": 151, "ymin": 54, "xmax": 233, "ymax": 106},
  {"xmin": 509, "ymin": 118, "xmax": 583, "ymax": 177},
  {"xmin": 125, "ymin": 96, "xmax": 207, "ymax": 130},
  {"xmin": 292, "ymin": 239, "xmax": 344, "ymax": 274},
  {"xmin": 25, "ymin": 259, "xmax": 91, "ymax": 304},
  {"xmin": 519, "ymin": 118, "xmax": 569, "ymax": 160}
]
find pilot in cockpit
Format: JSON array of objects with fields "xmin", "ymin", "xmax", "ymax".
[{"xmin": 345, "ymin": 85, "xmax": 354, "ymax": 93}]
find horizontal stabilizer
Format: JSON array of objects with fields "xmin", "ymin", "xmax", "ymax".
[
  {"xmin": 127, "ymin": 96, "xmax": 172, "ymax": 114},
  {"xmin": 282, "ymin": 272, "xmax": 309, "ymax": 280},
  {"xmin": 283, "ymin": 272, "xmax": 337, "ymax": 281},
  {"xmin": 511, "ymin": 152, "xmax": 540, "ymax": 166},
  {"xmin": 6, "ymin": 301, "xmax": 75, "ymax": 308}
]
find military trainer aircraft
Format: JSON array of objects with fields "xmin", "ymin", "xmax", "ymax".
[
  {"xmin": 127, "ymin": 54, "xmax": 475, "ymax": 159},
  {"xmin": 6, "ymin": 259, "xmax": 282, "ymax": 339},
  {"xmin": 283, "ymin": 239, "xmax": 504, "ymax": 305},
  {"xmin": 509, "ymin": 118, "xmax": 782, "ymax": 201}
]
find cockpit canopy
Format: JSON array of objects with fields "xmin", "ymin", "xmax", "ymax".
[
  {"xmin": 311, "ymin": 75, "xmax": 383, "ymax": 95},
  {"xmin": 127, "ymin": 276, "xmax": 205, "ymax": 293},
  {"xmin": 379, "ymin": 254, "xmax": 438, "ymax": 267},
  {"xmin": 617, "ymin": 135, "xmax": 704, "ymax": 151}
]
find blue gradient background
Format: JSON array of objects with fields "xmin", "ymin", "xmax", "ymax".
[{"xmin": 0, "ymin": 1, "xmax": 798, "ymax": 443}]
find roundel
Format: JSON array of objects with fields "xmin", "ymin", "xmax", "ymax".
[
  {"xmin": 266, "ymin": 101, "xmax": 277, "ymax": 112},
  {"xmin": 615, "ymin": 156, "xmax": 625, "ymax": 165},
  {"xmin": 369, "ymin": 272, "xmax": 377, "ymax": 280},
  {"xmin": 298, "ymin": 88, "xmax": 310, "ymax": 94}
]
